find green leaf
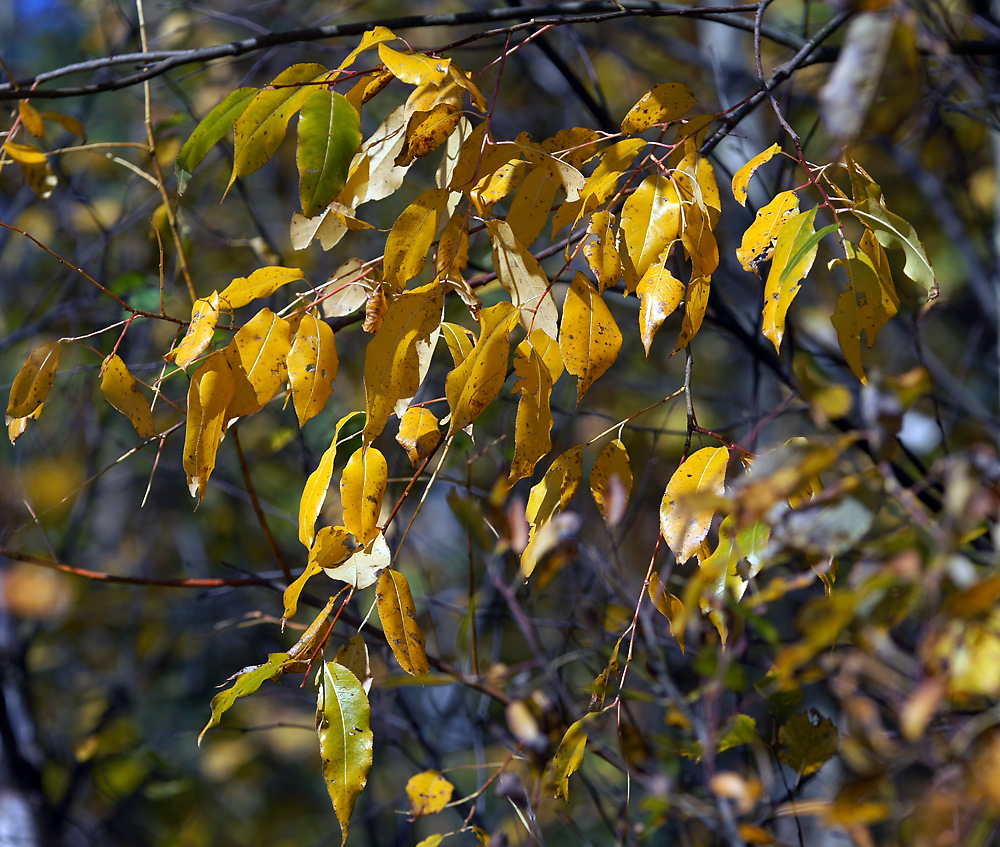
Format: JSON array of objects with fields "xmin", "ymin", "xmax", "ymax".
[
  {"xmin": 778, "ymin": 710, "xmax": 838, "ymax": 776},
  {"xmin": 717, "ymin": 714, "xmax": 759, "ymax": 753},
  {"xmin": 297, "ymin": 90, "xmax": 362, "ymax": 218},
  {"xmin": 318, "ymin": 661, "xmax": 373, "ymax": 846},
  {"xmin": 176, "ymin": 87, "xmax": 256, "ymax": 190},
  {"xmin": 199, "ymin": 652, "xmax": 291, "ymax": 744}
]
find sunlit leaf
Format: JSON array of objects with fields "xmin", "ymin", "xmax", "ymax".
[
  {"xmin": 340, "ymin": 445, "xmax": 387, "ymax": 547},
  {"xmin": 445, "ymin": 301, "xmax": 520, "ymax": 437},
  {"xmin": 218, "ymin": 266, "xmax": 305, "ymax": 310},
  {"xmin": 731, "ymin": 143, "xmax": 781, "ymax": 206},
  {"xmin": 383, "ymin": 188, "xmax": 450, "ymax": 292},
  {"xmin": 317, "ymin": 660, "xmax": 373, "ymax": 846},
  {"xmin": 199, "ymin": 652, "xmax": 291, "ymax": 744},
  {"xmin": 485, "ymin": 219, "xmax": 559, "ymax": 338},
  {"xmin": 378, "ymin": 44, "xmax": 451, "ymax": 86},
  {"xmin": 736, "ymin": 190, "xmax": 799, "ymax": 274},
  {"xmin": 590, "ymin": 438, "xmax": 632, "ymax": 526},
  {"xmin": 620, "ymin": 173, "xmax": 681, "ymax": 279},
  {"xmin": 508, "ymin": 341, "xmax": 556, "ymax": 486},
  {"xmin": 621, "ymin": 82, "xmax": 697, "ymax": 134},
  {"xmin": 362, "ymin": 282, "xmax": 444, "ymax": 443},
  {"xmin": 852, "ymin": 190, "xmax": 935, "ymax": 292},
  {"xmin": 506, "ymin": 161, "xmax": 561, "ymax": 248},
  {"xmin": 298, "ymin": 413, "xmax": 359, "ymax": 549},
  {"xmin": 376, "ymin": 568, "xmax": 429, "ymax": 676},
  {"xmin": 660, "ymin": 446, "xmax": 729, "ymax": 564},
  {"xmin": 334, "ymin": 633, "xmax": 372, "ymax": 694},
  {"xmin": 297, "ymin": 90, "xmax": 362, "ymax": 218},
  {"xmin": 100, "ymin": 354, "xmax": 155, "ymax": 438},
  {"xmin": 396, "ymin": 406, "xmax": 443, "ymax": 467},
  {"xmin": 288, "ymin": 313, "xmax": 339, "ymax": 426},
  {"xmin": 547, "ymin": 713, "xmax": 597, "ymax": 801},
  {"xmin": 522, "ymin": 446, "xmax": 583, "ymax": 578},
  {"xmin": 396, "ymin": 88, "xmax": 464, "ymax": 167},
  {"xmin": 224, "ymin": 308, "xmax": 293, "ymax": 418},
  {"xmin": 6, "ymin": 341, "xmax": 61, "ymax": 425},
  {"xmin": 406, "ymin": 771, "xmax": 454, "ymax": 816},
  {"xmin": 323, "ymin": 531, "xmax": 390, "ymax": 589},
  {"xmin": 584, "ymin": 210, "xmax": 622, "ymax": 294},
  {"xmin": 173, "ymin": 293, "xmax": 220, "ymax": 371},
  {"xmin": 762, "ymin": 209, "xmax": 837, "ymax": 353},
  {"xmin": 321, "ymin": 259, "xmax": 370, "ymax": 317},
  {"xmin": 560, "ymin": 272, "xmax": 622, "ymax": 405},
  {"xmin": 176, "ymin": 87, "xmax": 256, "ymax": 186},
  {"xmin": 435, "ymin": 210, "xmax": 470, "ymax": 282},
  {"xmin": 182, "ymin": 352, "xmax": 235, "ymax": 504},
  {"xmin": 343, "ymin": 105, "xmax": 411, "ymax": 207},
  {"xmin": 636, "ymin": 252, "xmax": 684, "ymax": 356}
]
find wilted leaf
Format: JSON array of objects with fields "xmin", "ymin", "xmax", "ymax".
[
  {"xmin": 100, "ymin": 354, "xmax": 155, "ymax": 438},
  {"xmin": 485, "ymin": 219, "xmax": 559, "ymax": 338},
  {"xmin": 779, "ymin": 710, "xmax": 838, "ymax": 775},
  {"xmin": 6, "ymin": 341, "xmax": 61, "ymax": 425},
  {"xmin": 396, "ymin": 406, "xmax": 443, "ymax": 467},
  {"xmin": 199, "ymin": 652, "xmax": 291, "ymax": 744},
  {"xmin": 547, "ymin": 713, "xmax": 597, "ymax": 801},
  {"xmin": 376, "ymin": 568, "xmax": 429, "ymax": 676},
  {"xmin": 322, "ymin": 530, "xmax": 390, "ymax": 590},
  {"xmin": 297, "ymin": 89, "xmax": 362, "ymax": 217},
  {"xmin": 660, "ymin": 446, "xmax": 729, "ymax": 564},
  {"xmin": 383, "ymin": 188, "xmax": 450, "ymax": 291},
  {"xmin": 560, "ymin": 272, "xmax": 622, "ymax": 405},
  {"xmin": 182, "ymin": 352, "xmax": 235, "ymax": 504},
  {"xmin": 590, "ymin": 438, "xmax": 632, "ymax": 526},
  {"xmin": 176, "ymin": 88, "xmax": 256, "ymax": 185},
  {"xmin": 340, "ymin": 445, "xmax": 387, "ymax": 547},
  {"xmin": 288, "ymin": 313, "xmax": 339, "ymax": 426},
  {"xmin": 397, "ymin": 89, "xmax": 464, "ymax": 167},
  {"xmin": 174, "ymin": 293, "xmax": 220, "ymax": 371},
  {"xmin": 406, "ymin": 771, "xmax": 454, "ymax": 816},
  {"xmin": 736, "ymin": 190, "xmax": 799, "ymax": 273},
  {"xmin": 621, "ymin": 82, "xmax": 697, "ymax": 134},
  {"xmin": 731, "ymin": 143, "xmax": 781, "ymax": 206},
  {"xmin": 224, "ymin": 308, "xmax": 293, "ymax": 418},
  {"xmin": 362, "ymin": 282, "xmax": 444, "ymax": 443},
  {"xmin": 762, "ymin": 210, "xmax": 837, "ymax": 353},
  {"xmin": 298, "ymin": 413, "xmax": 358, "ymax": 548},
  {"xmin": 218, "ymin": 266, "xmax": 305, "ymax": 310},
  {"xmin": 317, "ymin": 660, "xmax": 373, "ymax": 846},
  {"xmin": 445, "ymin": 301, "xmax": 520, "ymax": 437}
]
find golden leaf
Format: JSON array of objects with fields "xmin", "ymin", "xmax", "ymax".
[
  {"xmin": 376, "ymin": 568, "xmax": 429, "ymax": 676},
  {"xmin": 559, "ymin": 272, "xmax": 622, "ymax": 405}
]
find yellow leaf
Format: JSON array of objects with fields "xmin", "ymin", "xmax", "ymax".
[
  {"xmin": 648, "ymin": 572, "xmax": 685, "ymax": 653},
  {"xmin": 285, "ymin": 527, "xmax": 351, "ymax": 619},
  {"xmin": 505, "ymin": 162, "xmax": 560, "ymax": 248},
  {"xmin": 736, "ymin": 190, "xmax": 800, "ymax": 273},
  {"xmin": 182, "ymin": 352, "xmax": 236, "ymax": 504},
  {"xmin": 447, "ymin": 63, "xmax": 488, "ymax": 113},
  {"xmin": 218, "ymin": 266, "xmax": 305, "ymax": 310},
  {"xmin": 24, "ymin": 160, "xmax": 57, "ymax": 200},
  {"xmin": 762, "ymin": 209, "xmax": 836, "ymax": 353},
  {"xmin": 174, "ymin": 292, "xmax": 220, "ymax": 371},
  {"xmin": 559, "ymin": 272, "xmax": 622, "ymax": 405},
  {"xmin": 362, "ymin": 282, "xmax": 444, "ymax": 443},
  {"xmin": 288, "ymin": 313, "xmax": 338, "ymax": 426},
  {"xmin": 470, "ymin": 159, "xmax": 527, "ymax": 216},
  {"xmin": 18, "ymin": 101, "xmax": 45, "ymax": 137},
  {"xmin": 232, "ymin": 63, "xmax": 330, "ymax": 184},
  {"xmin": 224, "ymin": 308, "xmax": 293, "ymax": 418},
  {"xmin": 435, "ymin": 211, "xmax": 470, "ymax": 283},
  {"xmin": 342, "ymin": 105, "xmax": 410, "ymax": 207},
  {"xmin": 376, "ymin": 568, "xmax": 429, "ymax": 676},
  {"xmin": 731, "ymin": 143, "xmax": 781, "ymax": 206},
  {"xmin": 339, "ymin": 27, "xmax": 399, "ymax": 73},
  {"xmin": 590, "ymin": 438, "xmax": 632, "ymax": 526},
  {"xmin": 584, "ymin": 210, "xmax": 622, "ymax": 293},
  {"xmin": 445, "ymin": 301, "xmax": 520, "ymax": 437},
  {"xmin": 674, "ymin": 275, "xmax": 711, "ymax": 354},
  {"xmin": 579, "ymin": 138, "xmax": 646, "ymax": 210},
  {"xmin": 485, "ymin": 219, "xmax": 559, "ymax": 338},
  {"xmin": 321, "ymin": 258, "xmax": 370, "ymax": 318},
  {"xmin": 522, "ymin": 446, "xmax": 583, "ymax": 578},
  {"xmin": 323, "ymin": 530, "xmax": 390, "ymax": 589},
  {"xmin": 2, "ymin": 141, "xmax": 47, "ymax": 166},
  {"xmin": 439, "ymin": 321, "xmax": 475, "ymax": 366},
  {"xmin": 521, "ymin": 328, "xmax": 563, "ymax": 383},
  {"xmin": 383, "ymin": 188, "xmax": 450, "ymax": 292},
  {"xmin": 636, "ymin": 252, "xmax": 684, "ymax": 356},
  {"xmin": 830, "ymin": 232, "xmax": 899, "ymax": 382},
  {"xmin": 547, "ymin": 713, "xmax": 597, "ymax": 801},
  {"xmin": 396, "ymin": 97, "xmax": 464, "ymax": 167},
  {"xmin": 621, "ymin": 82, "xmax": 698, "ymax": 134},
  {"xmin": 318, "ymin": 661, "xmax": 373, "ymax": 846},
  {"xmin": 7, "ymin": 403, "xmax": 43, "ymax": 445},
  {"xmin": 99, "ymin": 354, "xmax": 155, "ymax": 438},
  {"xmin": 507, "ymin": 343, "xmax": 556, "ymax": 486},
  {"xmin": 378, "ymin": 44, "xmax": 451, "ymax": 86},
  {"xmin": 620, "ymin": 174, "xmax": 681, "ymax": 279},
  {"xmin": 340, "ymin": 445, "xmax": 387, "ymax": 547},
  {"xmin": 298, "ymin": 413, "xmax": 359, "ymax": 548},
  {"xmin": 660, "ymin": 446, "xmax": 729, "ymax": 564},
  {"xmin": 39, "ymin": 110, "xmax": 85, "ymax": 139},
  {"xmin": 396, "ymin": 406, "xmax": 443, "ymax": 467},
  {"xmin": 6, "ymin": 341, "xmax": 61, "ymax": 425},
  {"xmin": 406, "ymin": 771, "xmax": 454, "ymax": 816},
  {"xmin": 334, "ymin": 633, "xmax": 372, "ymax": 693},
  {"xmin": 344, "ymin": 68, "xmax": 394, "ymax": 114}
]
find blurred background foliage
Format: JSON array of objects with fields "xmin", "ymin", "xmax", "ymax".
[{"xmin": 2, "ymin": 0, "xmax": 1000, "ymax": 845}]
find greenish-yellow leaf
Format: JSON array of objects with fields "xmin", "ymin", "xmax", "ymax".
[
  {"xmin": 318, "ymin": 660, "xmax": 373, "ymax": 846},
  {"xmin": 334, "ymin": 633, "xmax": 372, "ymax": 693},
  {"xmin": 176, "ymin": 88, "xmax": 256, "ymax": 185},
  {"xmin": 376, "ymin": 568, "xmax": 429, "ymax": 676},
  {"xmin": 621, "ymin": 82, "xmax": 697, "ymax": 134},
  {"xmin": 852, "ymin": 195, "xmax": 935, "ymax": 292},
  {"xmin": 718, "ymin": 714, "xmax": 759, "ymax": 753},
  {"xmin": 182, "ymin": 352, "xmax": 235, "ymax": 504},
  {"xmin": 383, "ymin": 188, "xmax": 450, "ymax": 291},
  {"xmin": 406, "ymin": 771, "xmax": 454, "ymax": 816},
  {"xmin": 199, "ymin": 652, "xmax": 291, "ymax": 745},
  {"xmin": 297, "ymin": 90, "xmax": 362, "ymax": 218},
  {"xmin": 362, "ymin": 282, "xmax": 444, "ymax": 443},
  {"xmin": 6, "ymin": 341, "xmax": 61, "ymax": 425},
  {"xmin": 288, "ymin": 313, "xmax": 339, "ymax": 426},
  {"xmin": 660, "ymin": 446, "xmax": 729, "ymax": 564},
  {"xmin": 100, "ymin": 354, "xmax": 155, "ymax": 439},
  {"xmin": 560, "ymin": 272, "xmax": 622, "ymax": 405},
  {"xmin": 547, "ymin": 713, "xmax": 597, "ymax": 801},
  {"xmin": 522, "ymin": 446, "xmax": 583, "ymax": 578},
  {"xmin": 762, "ymin": 210, "xmax": 837, "ymax": 352},
  {"xmin": 340, "ymin": 445, "xmax": 387, "ymax": 547},
  {"xmin": 731, "ymin": 143, "xmax": 781, "ymax": 206},
  {"xmin": 224, "ymin": 308, "xmax": 293, "ymax": 418},
  {"xmin": 445, "ymin": 301, "xmax": 520, "ymax": 437}
]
